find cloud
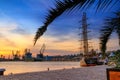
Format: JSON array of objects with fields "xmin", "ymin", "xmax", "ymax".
[
  {"xmin": 0, "ymin": 20, "xmax": 30, "ymax": 35},
  {"xmin": 11, "ymin": 26, "xmax": 29, "ymax": 35},
  {"xmin": 52, "ymin": 37, "xmax": 70, "ymax": 43},
  {"xmin": 45, "ymin": 17, "xmax": 79, "ymax": 38},
  {"xmin": 0, "ymin": 21, "xmax": 33, "ymax": 51},
  {"xmin": 0, "ymin": 35, "xmax": 16, "ymax": 48},
  {"xmin": 0, "ymin": 30, "xmax": 16, "ymax": 47},
  {"xmin": 50, "ymin": 32, "xmax": 77, "ymax": 43},
  {"xmin": 44, "ymin": 49, "xmax": 78, "ymax": 56},
  {"xmin": 0, "ymin": 33, "xmax": 3, "ymax": 37},
  {"xmin": 0, "ymin": 22, "xmax": 17, "ymax": 32}
]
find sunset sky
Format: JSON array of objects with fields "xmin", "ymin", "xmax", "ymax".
[{"xmin": 0, "ymin": 0, "xmax": 120, "ymax": 58}]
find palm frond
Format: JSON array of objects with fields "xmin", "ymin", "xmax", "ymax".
[
  {"xmin": 34, "ymin": 26, "xmax": 47, "ymax": 45},
  {"xmin": 100, "ymin": 11, "xmax": 120, "ymax": 54},
  {"xmin": 100, "ymin": 20, "xmax": 115, "ymax": 53},
  {"xmin": 34, "ymin": 0, "xmax": 93, "ymax": 45},
  {"xmin": 116, "ymin": 26, "xmax": 120, "ymax": 46},
  {"xmin": 114, "ymin": 11, "xmax": 120, "ymax": 45},
  {"xmin": 34, "ymin": 0, "xmax": 119, "ymax": 45}
]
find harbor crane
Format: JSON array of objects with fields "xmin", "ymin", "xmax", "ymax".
[{"xmin": 40, "ymin": 44, "xmax": 46, "ymax": 54}]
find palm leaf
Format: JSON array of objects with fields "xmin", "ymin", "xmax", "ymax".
[
  {"xmin": 100, "ymin": 11, "xmax": 120, "ymax": 54},
  {"xmin": 100, "ymin": 19, "xmax": 115, "ymax": 54},
  {"xmin": 34, "ymin": 0, "xmax": 93, "ymax": 45},
  {"xmin": 34, "ymin": 26, "xmax": 47, "ymax": 45},
  {"xmin": 114, "ymin": 11, "xmax": 120, "ymax": 45},
  {"xmin": 34, "ymin": 0, "xmax": 119, "ymax": 45},
  {"xmin": 116, "ymin": 26, "xmax": 120, "ymax": 46}
]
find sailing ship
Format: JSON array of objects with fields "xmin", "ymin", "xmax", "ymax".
[{"xmin": 79, "ymin": 12, "xmax": 103, "ymax": 67}]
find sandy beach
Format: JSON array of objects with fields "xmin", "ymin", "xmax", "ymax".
[{"xmin": 0, "ymin": 65, "xmax": 110, "ymax": 80}]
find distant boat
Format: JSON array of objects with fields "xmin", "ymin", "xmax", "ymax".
[
  {"xmin": 34, "ymin": 44, "xmax": 45, "ymax": 61},
  {"xmin": 23, "ymin": 49, "xmax": 34, "ymax": 61},
  {"xmin": 80, "ymin": 57, "xmax": 103, "ymax": 67}
]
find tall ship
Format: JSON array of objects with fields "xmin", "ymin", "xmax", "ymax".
[{"xmin": 79, "ymin": 12, "xmax": 103, "ymax": 66}]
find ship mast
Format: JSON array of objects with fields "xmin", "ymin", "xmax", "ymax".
[
  {"xmin": 81, "ymin": 12, "xmax": 89, "ymax": 55},
  {"xmin": 82, "ymin": 12, "xmax": 89, "ymax": 55}
]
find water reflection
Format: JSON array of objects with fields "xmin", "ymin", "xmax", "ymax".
[{"xmin": 0, "ymin": 61, "xmax": 80, "ymax": 75}]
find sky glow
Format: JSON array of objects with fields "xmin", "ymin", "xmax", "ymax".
[{"xmin": 0, "ymin": 0, "xmax": 119, "ymax": 57}]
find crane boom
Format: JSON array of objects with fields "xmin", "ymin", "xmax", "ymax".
[{"xmin": 40, "ymin": 44, "xmax": 45, "ymax": 54}]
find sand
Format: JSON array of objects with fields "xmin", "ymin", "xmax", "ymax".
[{"xmin": 0, "ymin": 65, "xmax": 109, "ymax": 80}]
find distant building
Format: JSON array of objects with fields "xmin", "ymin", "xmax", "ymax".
[
  {"xmin": 35, "ymin": 53, "xmax": 44, "ymax": 61},
  {"xmin": 45, "ymin": 55, "xmax": 53, "ymax": 61}
]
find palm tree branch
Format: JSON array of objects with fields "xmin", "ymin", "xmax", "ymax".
[
  {"xmin": 34, "ymin": 0, "xmax": 119, "ymax": 45},
  {"xmin": 114, "ymin": 11, "xmax": 120, "ymax": 45},
  {"xmin": 95, "ymin": 0, "xmax": 115, "ymax": 12},
  {"xmin": 116, "ymin": 26, "xmax": 120, "ymax": 46},
  {"xmin": 34, "ymin": 0, "xmax": 94, "ymax": 45},
  {"xmin": 100, "ymin": 19, "xmax": 115, "ymax": 53}
]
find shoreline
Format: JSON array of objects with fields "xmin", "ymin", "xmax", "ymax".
[{"xmin": 0, "ymin": 65, "xmax": 109, "ymax": 80}]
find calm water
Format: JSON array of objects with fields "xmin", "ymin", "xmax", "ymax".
[{"xmin": 0, "ymin": 61, "xmax": 80, "ymax": 75}]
